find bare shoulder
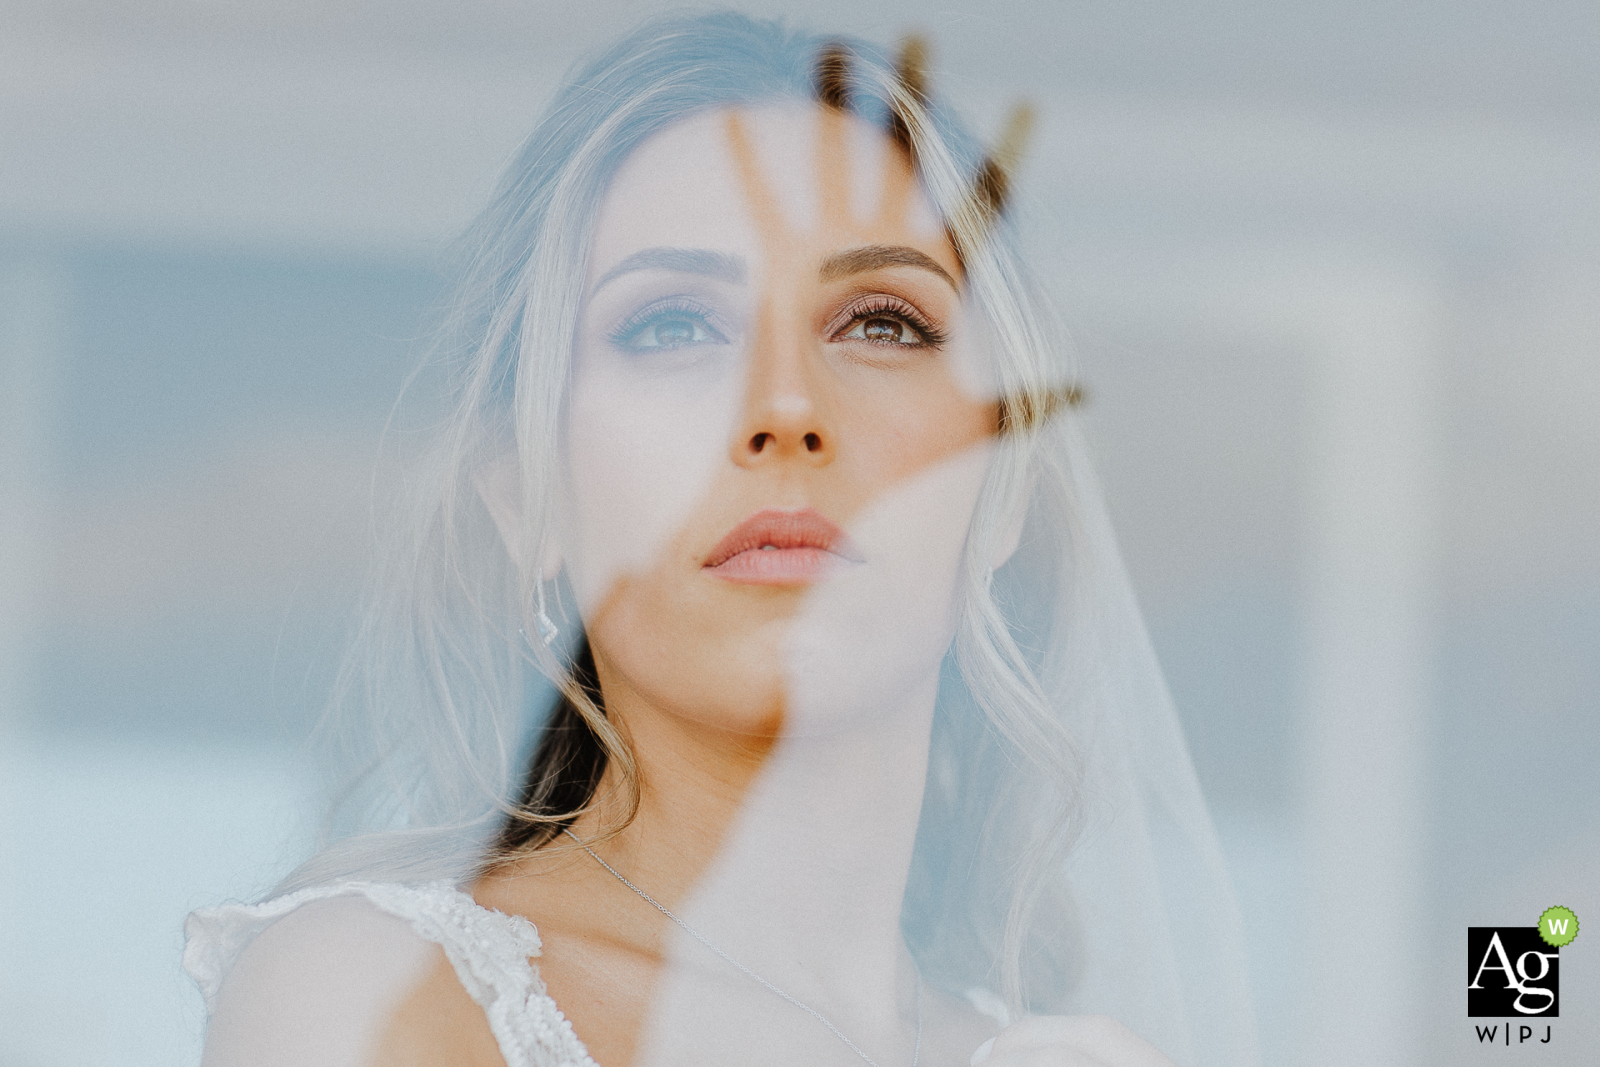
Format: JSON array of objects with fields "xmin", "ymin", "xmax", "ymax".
[
  {"xmin": 201, "ymin": 895, "xmax": 502, "ymax": 1067},
  {"xmin": 370, "ymin": 946, "xmax": 506, "ymax": 1067}
]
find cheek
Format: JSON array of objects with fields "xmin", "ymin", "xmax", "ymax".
[
  {"xmin": 837, "ymin": 373, "xmax": 998, "ymax": 491},
  {"xmin": 785, "ymin": 443, "xmax": 993, "ymax": 730},
  {"xmin": 563, "ymin": 355, "xmax": 742, "ymax": 610}
]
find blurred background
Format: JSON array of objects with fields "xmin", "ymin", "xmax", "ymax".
[{"xmin": 1, "ymin": 2, "xmax": 1596, "ymax": 1064}]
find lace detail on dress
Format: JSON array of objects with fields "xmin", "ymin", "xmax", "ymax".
[{"xmin": 184, "ymin": 881, "xmax": 598, "ymax": 1067}]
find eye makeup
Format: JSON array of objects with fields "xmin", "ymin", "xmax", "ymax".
[
  {"xmin": 609, "ymin": 297, "xmax": 731, "ymax": 351},
  {"xmin": 828, "ymin": 293, "xmax": 948, "ymax": 348}
]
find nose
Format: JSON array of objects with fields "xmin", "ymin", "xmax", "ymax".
[{"xmin": 732, "ymin": 300, "xmax": 834, "ymax": 468}]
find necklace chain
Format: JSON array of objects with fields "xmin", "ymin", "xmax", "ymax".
[{"xmin": 565, "ymin": 829, "xmax": 922, "ymax": 1067}]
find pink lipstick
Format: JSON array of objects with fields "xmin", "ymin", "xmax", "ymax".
[{"xmin": 703, "ymin": 507, "xmax": 857, "ymax": 585}]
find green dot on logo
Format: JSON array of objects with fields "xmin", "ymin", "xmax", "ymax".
[{"xmin": 1539, "ymin": 905, "xmax": 1579, "ymax": 948}]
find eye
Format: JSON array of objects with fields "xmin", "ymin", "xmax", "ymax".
[
  {"xmin": 612, "ymin": 301, "xmax": 729, "ymax": 351},
  {"xmin": 833, "ymin": 298, "xmax": 946, "ymax": 349},
  {"xmin": 844, "ymin": 315, "xmax": 920, "ymax": 344}
]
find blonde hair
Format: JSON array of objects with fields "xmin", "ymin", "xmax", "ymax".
[{"xmin": 288, "ymin": 11, "xmax": 1090, "ymax": 1013}]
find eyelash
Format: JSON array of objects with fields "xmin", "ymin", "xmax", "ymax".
[
  {"xmin": 833, "ymin": 297, "xmax": 948, "ymax": 348},
  {"xmin": 609, "ymin": 299, "xmax": 726, "ymax": 349},
  {"xmin": 607, "ymin": 296, "xmax": 946, "ymax": 350}
]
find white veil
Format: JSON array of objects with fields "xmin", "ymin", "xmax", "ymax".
[{"xmin": 187, "ymin": 13, "xmax": 1259, "ymax": 1067}]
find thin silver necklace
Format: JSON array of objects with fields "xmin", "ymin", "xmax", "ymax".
[{"xmin": 565, "ymin": 829, "xmax": 922, "ymax": 1067}]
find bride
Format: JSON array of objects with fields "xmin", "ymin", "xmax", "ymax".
[{"xmin": 183, "ymin": 13, "xmax": 1258, "ymax": 1067}]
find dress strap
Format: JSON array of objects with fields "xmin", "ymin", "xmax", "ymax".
[{"xmin": 184, "ymin": 881, "xmax": 597, "ymax": 1067}]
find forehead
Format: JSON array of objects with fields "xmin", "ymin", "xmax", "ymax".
[{"xmin": 587, "ymin": 103, "xmax": 947, "ymax": 276}]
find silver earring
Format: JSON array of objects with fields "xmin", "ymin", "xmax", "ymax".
[{"xmin": 535, "ymin": 582, "xmax": 559, "ymax": 647}]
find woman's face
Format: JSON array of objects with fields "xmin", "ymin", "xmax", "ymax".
[{"xmin": 564, "ymin": 103, "xmax": 1000, "ymax": 736}]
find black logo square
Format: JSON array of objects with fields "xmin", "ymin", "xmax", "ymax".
[{"xmin": 1469, "ymin": 927, "xmax": 1559, "ymax": 1017}]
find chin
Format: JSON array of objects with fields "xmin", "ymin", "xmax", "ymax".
[
  {"xmin": 592, "ymin": 608, "xmax": 792, "ymax": 736},
  {"xmin": 674, "ymin": 630, "xmax": 792, "ymax": 737}
]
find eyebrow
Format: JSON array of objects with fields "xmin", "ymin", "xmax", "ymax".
[
  {"xmin": 819, "ymin": 245, "xmax": 959, "ymax": 291},
  {"xmin": 590, "ymin": 243, "xmax": 959, "ymax": 295},
  {"xmin": 591, "ymin": 247, "xmax": 747, "ymax": 293}
]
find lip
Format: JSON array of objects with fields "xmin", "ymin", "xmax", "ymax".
[{"xmin": 702, "ymin": 507, "xmax": 859, "ymax": 585}]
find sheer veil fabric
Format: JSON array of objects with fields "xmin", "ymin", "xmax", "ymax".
[{"xmin": 185, "ymin": 13, "xmax": 1259, "ymax": 1067}]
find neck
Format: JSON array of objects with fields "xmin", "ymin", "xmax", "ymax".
[{"xmin": 578, "ymin": 668, "xmax": 938, "ymax": 1037}]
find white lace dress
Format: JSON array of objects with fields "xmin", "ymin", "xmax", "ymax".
[{"xmin": 184, "ymin": 881, "xmax": 599, "ymax": 1067}]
